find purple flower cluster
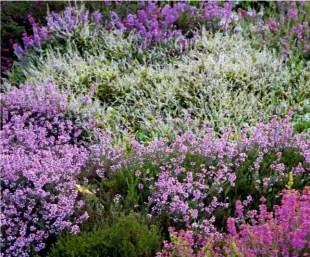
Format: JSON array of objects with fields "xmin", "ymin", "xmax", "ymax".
[
  {"xmin": 108, "ymin": 1, "xmax": 234, "ymax": 48},
  {"xmin": 238, "ymin": 1, "xmax": 309, "ymax": 58},
  {"xmin": 12, "ymin": 2, "xmax": 235, "ymax": 60},
  {"xmin": 226, "ymin": 187, "xmax": 310, "ymax": 257},
  {"xmin": 0, "ymin": 83, "xmax": 91, "ymax": 256},
  {"xmin": 158, "ymin": 187, "xmax": 310, "ymax": 257},
  {"xmin": 128, "ymin": 111, "xmax": 310, "ymax": 236},
  {"xmin": 12, "ymin": 6, "xmax": 102, "ymax": 58},
  {"xmin": 0, "ymin": 81, "xmax": 126, "ymax": 256}
]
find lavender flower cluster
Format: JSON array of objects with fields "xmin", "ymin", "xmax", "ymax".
[
  {"xmin": 13, "ymin": 7, "xmax": 102, "ymax": 57},
  {"xmin": 125, "ymin": 111, "xmax": 310, "ymax": 237},
  {"xmin": 11, "ymin": 1, "xmax": 309, "ymax": 67},
  {"xmin": 107, "ymin": 1, "xmax": 234, "ymax": 48},
  {"xmin": 12, "ymin": 2, "xmax": 235, "ymax": 60},
  {"xmin": 0, "ymin": 83, "xmax": 122, "ymax": 257}
]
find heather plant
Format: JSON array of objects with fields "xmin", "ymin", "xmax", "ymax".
[
  {"xmin": 7, "ymin": 28, "xmax": 177, "ymax": 87},
  {"xmin": 0, "ymin": 83, "xmax": 89, "ymax": 256},
  {"xmin": 83, "ymin": 113, "xmax": 310, "ymax": 243},
  {"xmin": 0, "ymin": 1, "xmax": 68, "ymax": 75},
  {"xmin": 9, "ymin": 2, "xmax": 235, "ymax": 60},
  {"xmin": 47, "ymin": 213, "xmax": 163, "ymax": 257},
  {"xmin": 236, "ymin": 1, "xmax": 310, "ymax": 62},
  {"xmin": 107, "ymin": 1, "xmax": 236, "ymax": 48},
  {"xmin": 1, "ymin": 1, "xmax": 146, "ymax": 76},
  {"xmin": 158, "ymin": 187, "xmax": 310, "ymax": 257},
  {"xmin": 0, "ymin": 82, "xmax": 123, "ymax": 257},
  {"xmin": 8, "ymin": 3, "xmax": 187, "ymax": 75},
  {"xmin": 224, "ymin": 187, "xmax": 310, "ymax": 257},
  {"xmin": 8, "ymin": 30, "xmax": 309, "ymax": 141}
]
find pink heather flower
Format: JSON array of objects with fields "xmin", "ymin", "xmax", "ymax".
[
  {"xmin": 236, "ymin": 200, "xmax": 244, "ymax": 219},
  {"xmin": 0, "ymin": 83, "xmax": 123, "ymax": 256},
  {"xmin": 135, "ymin": 170, "xmax": 142, "ymax": 177},
  {"xmin": 227, "ymin": 217, "xmax": 237, "ymax": 236},
  {"xmin": 287, "ymin": 7, "xmax": 298, "ymax": 21},
  {"xmin": 70, "ymin": 225, "xmax": 80, "ymax": 234},
  {"xmin": 138, "ymin": 183, "xmax": 144, "ymax": 190},
  {"xmin": 268, "ymin": 19, "xmax": 278, "ymax": 32},
  {"xmin": 92, "ymin": 11, "xmax": 102, "ymax": 23}
]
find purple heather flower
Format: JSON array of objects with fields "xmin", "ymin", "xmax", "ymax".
[
  {"xmin": 92, "ymin": 11, "xmax": 102, "ymax": 23},
  {"xmin": 33, "ymin": 34, "xmax": 41, "ymax": 46},
  {"xmin": 105, "ymin": 23, "xmax": 112, "ymax": 30},
  {"xmin": 127, "ymin": 14, "xmax": 136, "ymax": 27},
  {"xmin": 287, "ymin": 6, "xmax": 298, "ymax": 21},
  {"xmin": 110, "ymin": 11, "xmax": 119, "ymax": 22},
  {"xmin": 71, "ymin": 225, "xmax": 80, "ymax": 234},
  {"xmin": 51, "ymin": 11, "xmax": 64, "ymax": 25},
  {"xmin": 13, "ymin": 43, "xmax": 25, "ymax": 56},
  {"xmin": 140, "ymin": 1, "xmax": 145, "ymax": 7}
]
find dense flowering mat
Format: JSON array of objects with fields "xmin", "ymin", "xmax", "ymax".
[{"xmin": 1, "ymin": 1, "xmax": 310, "ymax": 257}]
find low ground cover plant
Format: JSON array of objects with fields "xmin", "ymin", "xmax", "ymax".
[
  {"xmin": 1, "ymin": 1, "xmax": 310, "ymax": 257},
  {"xmin": 47, "ymin": 213, "xmax": 163, "ymax": 257}
]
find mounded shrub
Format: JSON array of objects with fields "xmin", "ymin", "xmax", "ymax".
[
  {"xmin": 0, "ymin": 82, "xmax": 121, "ymax": 256},
  {"xmin": 0, "ymin": 83, "xmax": 89, "ymax": 256},
  {"xmin": 47, "ymin": 213, "xmax": 163, "ymax": 257}
]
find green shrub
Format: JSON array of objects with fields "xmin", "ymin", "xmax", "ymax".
[
  {"xmin": 103, "ymin": 164, "xmax": 161, "ymax": 214},
  {"xmin": 293, "ymin": 99, "xmax": 310, "ymax": 134},
  {"xmin": 294, "ymin": 121, "xmax": 310, "ymax": 134},
  {"xmin": 47, "ymin": 214, "xmax": 163, "ymax": 257}
]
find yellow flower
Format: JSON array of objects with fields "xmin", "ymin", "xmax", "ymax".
[
  {"xmin": 75, "ymin": 184, "xmax": 94, "ymax": 195},
  {"xmin": 285, "ymin": 172, "xmax": 294, "ymax": 190}
]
